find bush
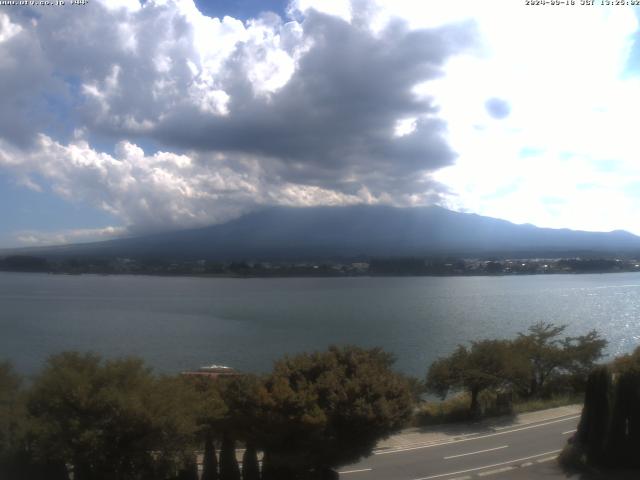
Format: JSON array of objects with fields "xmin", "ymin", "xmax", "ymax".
[
  {"xmin": 512, "ymin": 394, "xmax": 581, "ymax": 414},
  {"xmin": 415, "ymin": 393, "xmax": 475, "ymax": 426}
]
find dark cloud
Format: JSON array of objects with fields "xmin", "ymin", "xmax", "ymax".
[
  {"xmin": 0, "ymin": 1, "xmax": 476, "ymax": 232},
  {"xmin": 485, "ymin": 97, "xmax": 511, "ymax": 119},
  {"xmin": 153, "ymin": 11, "xmax": 474, "ymax": 196}
]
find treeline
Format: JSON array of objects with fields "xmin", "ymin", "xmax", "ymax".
[
  {"xmin": 0, "ymin": 324, "xmax": 611, "ymax": 479},
  {"xmin": 425, "ymin": 323, "xmax": 607, "ymax": 417},
  {"xmin": 0, "ymin": 347, "xmax": 414, "ymax": 480},
  {"xmin": 2, "ymin": 255, "xmax": 640, "ymax": 277},
  {"xmin": 563, "ymin": 346, "xmax": 640, "ymax": 469},
  {"xmin": 0, "ymin": 256, "xmax": 49, "ymax": 272}
]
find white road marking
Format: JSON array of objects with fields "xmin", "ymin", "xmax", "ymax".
[
  {"xmin": 375, "ymin": 432, "xmax": 479, "ymax": 451},
  {"xmin": 375, "ymin": 416, "xmax": 579, "ymax": 455},
  {"xmin": 536, "ymin": 455, "xmax": 558, "ymax": 463},
  {"xmin": 477, "ymin": 466, "xmax": 514, "ymax": 476},
  {"xmin": 562, "ymin": 429, "xmax": 577, "ymax": 435},
  {"xmin": 338, "ymin": 468, "xmax": 373, "ymax": 474},
  {"xmin": 410, "ymin": 449, "xmax": 562, "ymax": 480},
  {"xmin": 444, "ymin": 445, "xmax": 508, "ymax": 460},
  {"xmin": 492, "ymin": 412, "xmax": 580, "ymax": 430}
]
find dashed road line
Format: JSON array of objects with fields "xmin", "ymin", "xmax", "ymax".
[
  {"xmin": 492, "ymin": 412, "xmax": 579, "ymax": 431},
  {"xmin": 338, "ymin": 468, "xmax": 372, "ymax": 475},
  {"xmin": 477, "ymin": 466, "xmax": 514, "ymax": 476},
  {"xmin": 562, "ymin": 429, "xmax": 577, "ymax": 435},
  {"xmin": 535, "ymin": 455, "xmax": 558, "ymax": 463},
  {"xmin": 444, "ymin": 445, "xmax": 508, "ymax": 460},
  {"xmin": 375, "ymin": 416, "xmax": 578, "ymax": 456},
  {"xmin": 410, "ymin": 449, "xmax": 562, "ymax": 480}
]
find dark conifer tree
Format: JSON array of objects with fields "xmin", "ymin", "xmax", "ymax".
[
  {"xmin": 219, "ymin": 434, "xmax": 241, "ymax": 480},
  {"xmin": 202, "ymin": 432, "xmax": 218, "ymax": 480},
  {"xmin": 241, "ymin": 443, "xmax": 259, "ymax": 480},
  {"xmin": 177, "ymin": 454, "xmax": 199, "ymax": 480}
]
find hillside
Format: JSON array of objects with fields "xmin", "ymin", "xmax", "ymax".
[{"xmin": 6, "ymin": 206, "xmax": 640, "ymax": 261}]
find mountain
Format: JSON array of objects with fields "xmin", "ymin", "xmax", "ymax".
[{"xmin": 7, "ymin": 205, "xmax": 640, "ymax": 260}]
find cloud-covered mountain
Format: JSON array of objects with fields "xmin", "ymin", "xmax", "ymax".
[
  {"xmin": 16, "ymin": 206, "xmax": 640, "ymax": 260},
  {"xmin": 0, "ymin": 0, "xmax": 474, "ymax": 239}
]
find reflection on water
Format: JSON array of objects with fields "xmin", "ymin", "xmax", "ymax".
[{"xmin": 1, "ymin": 272, "xmax": 640, "ymax": 377}]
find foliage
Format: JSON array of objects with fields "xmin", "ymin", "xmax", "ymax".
[
  {"xmin": 27, "ymin": 352, "xmax": 199, "ymax": 480},
  {"xmin": 426, "ymin": 340, "xmax": 524, "ymax": 415},
  {"xmin": 241, "ymin": 443, "xmax": 260, "ymax": 480},
  {"xmin": 511, "ymin": 394, "xmax": 581, "ymax": 414},
  {"xmin": 219, "ymin": 434, "xmax": 240, "ymax": 480},
  {"xmin": 427, "ymin": 323, "xmax": 607, "ymax": 416},
  {"xmin": 201, "ymin": 433, "xmax": 218, "ymax": 480},
  {"xmin": 176, "ymin": 454, "xmax": 199, "ymax": 480},
  {"xmin": 415, "ymin": 393, "xmax": 474, "ymax": 426},
  {"xmin": 187, "ymin": 375, "xmax": 228, "ymax": 433},
  {"xmin": 514, "ymin": 322, "xmax": 606, "ymax": 397},
  {"xmin": 254, "ymin": 345, "xmax": 414, "ymax": 476},
  {"xmin": 514, "ymin": 323, "xmax": 568, "ymax": 396},
  {"xmin": 0, "ymin": 361, "xmax": 23, "ymax": 456},
  {"xmin": 217, "ymin": 374, "xmax": 263, "ymax": 443}
]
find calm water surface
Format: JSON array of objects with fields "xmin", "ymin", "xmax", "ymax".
[{"xmin": 2, "ymin": 272, "xmax": 640, "ymax": 377}]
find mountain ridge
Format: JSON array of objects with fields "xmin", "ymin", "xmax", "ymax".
[{"xmin": 3, "ymin": 205, "xmax": 640, "ymax": 260}]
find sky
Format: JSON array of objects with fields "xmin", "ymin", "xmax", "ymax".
[{"xmin": 0, "ymin": 0, "xmax": 639, "ymax": 247}]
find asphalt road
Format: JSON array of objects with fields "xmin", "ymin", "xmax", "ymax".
[{"xmin": 338, "ymin": 412, "xmax": 580, "ymax": 480}]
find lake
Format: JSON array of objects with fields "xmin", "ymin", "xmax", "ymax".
[{"xmin": 1, "ymin": 272, "xmax": 640, "ymax": 378}]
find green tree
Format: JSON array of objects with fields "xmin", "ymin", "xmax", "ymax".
[
  {"xmin": 0, "ymin": 361, "xmax": 42, "ymax": 480},
  {"xmin": 515, "ymin": 323, "xmax": 606, "ymax": 397},
  {"xmin": 254, "ymin": 346, "xmax": 414, "ymax": 477},
  {"xmin": 0, "ymin": 361, "xmax": 22, "ymax": 458},
  {"xmin": 187, "ymin": 376, "xmax": 227, "ymax": 480},
  {"xmin": 561, "ymin": 329, "xmax": 608, "ymax": 378},
  {"xmin": 426, "ymin": 340, "xmax": 522, "ymax": 415},
  {"xmin": 514, "ymin": 323, "xmax": 567, "ymax": 397},
  {"xmin": 27, "ymin": 352, "xmax": 198, "ymax": 480}
]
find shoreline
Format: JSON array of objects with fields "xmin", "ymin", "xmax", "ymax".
[{"xmin": 1, "ymin": 269, "xmax": 639, "ymax": 279}]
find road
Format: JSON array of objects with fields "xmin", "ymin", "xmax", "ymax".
[{"xmin": 338, "ymin": 411, "xmax": 580, "ymax": 480}]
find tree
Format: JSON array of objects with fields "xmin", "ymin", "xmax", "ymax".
[
  {"xmin": 219, "ymin": 433, "xmax": 241, "ymax": 480},
  {"xmin": 515, "ymin": 323, "xmax": 606, "ymax": 397},
  {"xmin": 514, "ymin": 323, "xmax": 567, "ymax": 397},
  {"xmin": 241, "ymin": 443, "xmax": 260, "ymax": 480},
  {"xmin": 0, "ymin": 361, "xmax": 38, "ymax": 480},
  {"xmin": 574, "ymin": 356, "xmax": 640, "ymax": 468},
  {"xmin": 177, "ymin": 454, "xmax": 199, "ymax": 480},
  {"xmin": 27, "ymin": 352, "xmax": 199, "ymax": 480},
  {"xmin": 0, "ymin": 361, "xmax": 22, "ymax": 458},
  {"xmin": 562, "ymin": 329, "xmax": 608, "ymax": 379},
  {"xmin": 187, "ymin": 376, "xmax": 227, "ymax": 480},
  {"xmin": 253, "ymin": 346, "xmax": 414, "ymax": 477},
  {"xmin": 201, "ymin": 433, "xmax": 218, "ymax": 480},
  {"xmin": 426, "ymin": 340, "xmax": 521, "ymax": 415}
]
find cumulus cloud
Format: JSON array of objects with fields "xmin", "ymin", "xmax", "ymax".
[
  {"xmin": 14, "ymin": 226, "xmax": 128, "ymax": 247},
  {"xmin": 0, "ymin": 0, "xmax": 474, "ymax": 239},
  {"xmin": 0, "ymin": 134, "xmax": 377, "ymax": 235}
]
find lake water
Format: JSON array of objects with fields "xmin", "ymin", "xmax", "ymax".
[{"xmin": 2, "ymin": 272, "xmax": 640, "ymax": 378}]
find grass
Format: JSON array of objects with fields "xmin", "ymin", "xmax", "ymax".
[
  {"xmin": 413, "ymin": 391, "xmax": 582, "ymax": 427},
  {"xmin": 512, "ymin": 394, "xmax": 582, "ymax": 414},
  {"xmin": 414, "ymin": 393, "xmax": 474, "ymax": 426}
]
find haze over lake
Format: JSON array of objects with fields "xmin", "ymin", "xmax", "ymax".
[{"xmin": 2, "ymin": 272, "xmax": 640, "ymax": 377}]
